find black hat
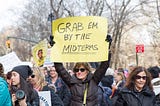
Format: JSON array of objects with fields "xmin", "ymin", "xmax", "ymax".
[
  {"xmin": 147, "ymin": 66, "xmax": 160, "ymax": 79},
  {"xmin": 12, "ymin": 65, "xmax": 32, "ymax": 80},
  {"xmin": 101, "ymin": 75, "xmax": 114, "ymax": 88}
]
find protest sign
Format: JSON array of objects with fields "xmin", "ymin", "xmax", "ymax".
[
  {"xmin": 32, "ymin": 39, "xmax": 48, "ymax": 66},
  {"xmin": 51, "ymin": 16, "xmax": 109, "ymax": 62},
  {"xmin": 38, "ymin": 91, "xmax": 51, "ymax": 106},
  {"xmin": 0, "ymin": 52, "xmax": 22, "ymax": 73}
]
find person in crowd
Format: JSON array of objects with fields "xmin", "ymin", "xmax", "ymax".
[
  {"xmin": 10, "ymin": 65, "xmax": 40, "ymax": 106},
  {"xmin": 105, "ymin": 67, "xmax": 114, "ymax": 77},
  {"xmin": 111, "ymin": 72, "xmax": 125, "ymax": 98},
  {"xmin": 54, "ymin": 52, "xmax": 111, "ymax": 106},
  {"xmin": 46, "ymin": 66, "xmax": 71, "ymax": 106},
  {"xmin": 39, "ymin": 66, "xmax": 49, "ymax": 81},
  {"xmin": 114, "ymin": 66, "xmax": 156, "ymax": 106},
  {"xmin": 0, "ymin": 77, "xmax": 12, "ymax": 106},
  {"xmin": 0, "ymin": 76, "xmax": 12, "ymax": 106},
  {"xmin": 101, "ymin": 75, "xmax": 114, "ymax": 89},
  {"xmin": 98, "ymin": 75, "xmax": 113, "ymax": 106},
  {"xmin": 0, "ymin": 63, "xmax": 6, "ymax": 79},
  {"xmin": 6, "ymin": 71, "xmax": 12, "ymax": 90},
  {"xmin": 128, "ymin": 63, "xmax": 136, "ymax": 73},
  {"xmin": 147, "ymin": 66, "xmax": 160, "ymax": 105},
  {"xmin": 117, "ymin": 67, "xmax": 124, "ymax": 74},
  {"xmin": 28, "ymin": 67, "xmax": 64, "ymax": 106}
]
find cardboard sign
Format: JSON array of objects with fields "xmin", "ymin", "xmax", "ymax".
[
  {"xmin": 51, "ymin": 16, "xmax": 109, "ymax": 62},
  {"xmin": 38, "ymin": 91, "xmax": 51, "ymax": 106},
  {"xmin": 0, "ymin": 52, "xmax": 22, "ymax": 73}
]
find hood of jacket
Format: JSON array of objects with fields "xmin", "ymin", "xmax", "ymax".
[{"xmin": 152, "ymin": 78, "xmax": 160, "ymax": 95}]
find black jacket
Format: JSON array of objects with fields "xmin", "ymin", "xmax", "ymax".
[
  {"xmin": 55, "ymin": 60, "xmax": 110, "ymax": 106},
  {"xmin": 114, "ymin": 87, "xmax": 156, "ymax": 106}
]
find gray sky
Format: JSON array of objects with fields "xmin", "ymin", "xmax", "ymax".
[{"xmin": 0, "ymin": 0, "xmax": 26, "ymax": 30}]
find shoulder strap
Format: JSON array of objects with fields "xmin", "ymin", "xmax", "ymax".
[{"xmin": 83, "ymin": 83, "xmax": 88, "ymax": 106}]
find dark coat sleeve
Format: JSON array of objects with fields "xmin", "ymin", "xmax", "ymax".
[
  {"xmin": 26, "ymin": 89, "xmax": 40, "ymax": 106},
  {"xmin": 93, "ymin": 51, "xmax": 111, "ymax": 84},
  {"xmin": 58, "ymin": 81, "xmax": 71, "ymax": 106},
  {"xmin": 54, "ymin": 63, "xmax": 72, "ymax": 86},
  {"xmin": 113, "ymin": 93, "xmax": 126, "ymax": 106},
  {"xmin": 50, "ymin": 89, "xmax": 64, "ymax": 106}
]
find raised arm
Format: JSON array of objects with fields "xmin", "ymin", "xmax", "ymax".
[
  {"xmin": 93, "ymin": 34, "xmax": 112, "ymax": 84},
  {"xmin": 54, "ymin": 63, "xmax": 72, "ymax": 86},
  {"xmin": 93, "ymin": 51, "xmax": 111, "ymax": 84}
]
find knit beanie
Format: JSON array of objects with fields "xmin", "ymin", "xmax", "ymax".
[
  {"xmin": 101, "ymin": 75, "xmax": 114, "ymax": 88},
  {"xmin": 12, "ymin": 65, "xmax": 33, "ymax": 80}
]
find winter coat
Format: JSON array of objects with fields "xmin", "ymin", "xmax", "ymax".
[
  {"xmin": 54, "ymin": 61, "xmax": 109, "ymax": 106},
  {"xmin": 14, "ymin": 88, "xmax": 40, "ymax": 106},
  {"xmin": 46, "ymin": 77, "xmax": 71, "ymax": 106},
  {"xmin": 152, "ymin": 78, "xmax": 160, "ymax": 105},
  {"xmin": 41, "ymin": 85, "xmax": 64, "ymax": 106},
  {"xmin": 114, "ymin": 86, "xmax": 156, "ymax": 106},
  {"xmin": 0, "ymin": 77, "xmax": 12, "ymax": 106}
]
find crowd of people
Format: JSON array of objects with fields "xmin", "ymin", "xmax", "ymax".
[{"xmin": 0, "ymin": 58, "xmax": 160, "ymax": 106}]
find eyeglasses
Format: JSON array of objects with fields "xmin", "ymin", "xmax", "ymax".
[
  {"xmin": 74, "ymin": 68, "xmax": 86, "ymax": 72},
  {"xmin": 135, "ymin": 75, "xmax": 147, "ymax": 80},
  {"xmin": 30, "ymin": 74, "xmax": 35, "ymax": 78}
]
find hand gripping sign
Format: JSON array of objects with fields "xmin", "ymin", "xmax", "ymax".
[{"xmin": 51, "ymin": 16, "xmax": 109, "ymax": 62}]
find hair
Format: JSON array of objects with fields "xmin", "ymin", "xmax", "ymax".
[
  {"xmin": 0, "ymin": 63, "xmax": 5, "ymax": 79},
  {"xmin": 125, "ymin": 66, "xmax": 153, "ymax": 91},
  {"xmin": 117, "ymin": 67, "xmax": 124, "ymax": 74},
  {"xmin": 116, "ymin": 72, "xmax": 125, "ymax": 81},
  {"xmin": 37, "ymin": 49, "xmax": 43, "ymax": 54},
  {"xmin": 10, "ymin": 76, "xmax": 37, "ymax": 104},
  {"xmin": 31, "ymin": 67, "xmax": 47, "ymax": 90},
  {"xmin": 147, "ymin": 66, "xmax": 160, "ymax": 79},
  {"xmin": 6, "ymin": 71, "xmax": 12, "ymax": 80},
  {"xmin": 73, "ymin": 62, "xmax": 91, "ymax": 72}
]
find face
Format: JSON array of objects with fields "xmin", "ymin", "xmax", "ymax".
[
  {"xmin": 11, "ymin": 71, "xmax": 20, "ymax": 86},
  {"xmin": 49, "ymin": 66, "xmax": 58, "ymax": 78},
  {"xmin": 28, "ymin": 73, "xmax": 38, "ymax": 86},
  {"xmin": 135, "ymin": 71, "xmax": 147, "ymax": 91},
  {"xmin": 114, "ymin": 73, "xmax": 122, "ymax": 83},
  {"xmin": 37, "ymin": 50, "xmax": 43, "ymax": 59},
  {"xmin": 74, "ymin": 65, "xmax": 88, "ymax": 81}
]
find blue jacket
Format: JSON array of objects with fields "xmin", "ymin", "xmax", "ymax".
[
  {"xmin": 46, "ymin": 77, "xmax": 71, "ymax": 106},
  {"xmin": 0, "ymin": 77, "xmax": 12, "ymax": 106}
]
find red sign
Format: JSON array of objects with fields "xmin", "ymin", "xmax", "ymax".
[{"xmin": 136, "ymin": 44, "xmax": 144, "ymax": 53}]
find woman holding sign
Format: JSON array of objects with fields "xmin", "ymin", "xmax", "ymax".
[
  {"xmin": 54, "ymin": 59, "xmax": 111, "ymax": 106},
  {"xmin": 54, "ymin": 51, "xmax": 111, "ymax": 106}
]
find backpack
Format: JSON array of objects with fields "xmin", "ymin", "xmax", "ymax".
[{"xmin": 98, "ymin": 84, "xmax": 112, "ymax": 106}]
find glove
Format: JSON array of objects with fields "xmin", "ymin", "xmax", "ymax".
[{"xmin": 105, "ymin": 34, "xmax": 112, "ymax": 43}]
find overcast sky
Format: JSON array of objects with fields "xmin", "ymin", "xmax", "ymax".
[{"xmin": 0, "ymin": 0, "xmax": 26, "ymax": 30}]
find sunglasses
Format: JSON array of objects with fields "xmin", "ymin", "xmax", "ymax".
[
  {"xmin": 74, "ymin": 68, "xmax": 86, "ymax": 72},
  {"xmin": 30, "ymin": 74, "xmax": 35, "ymax": 78},
  {"xmin": 135, "ymin": 75, "xmax": 147, "ymax": 80}
]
